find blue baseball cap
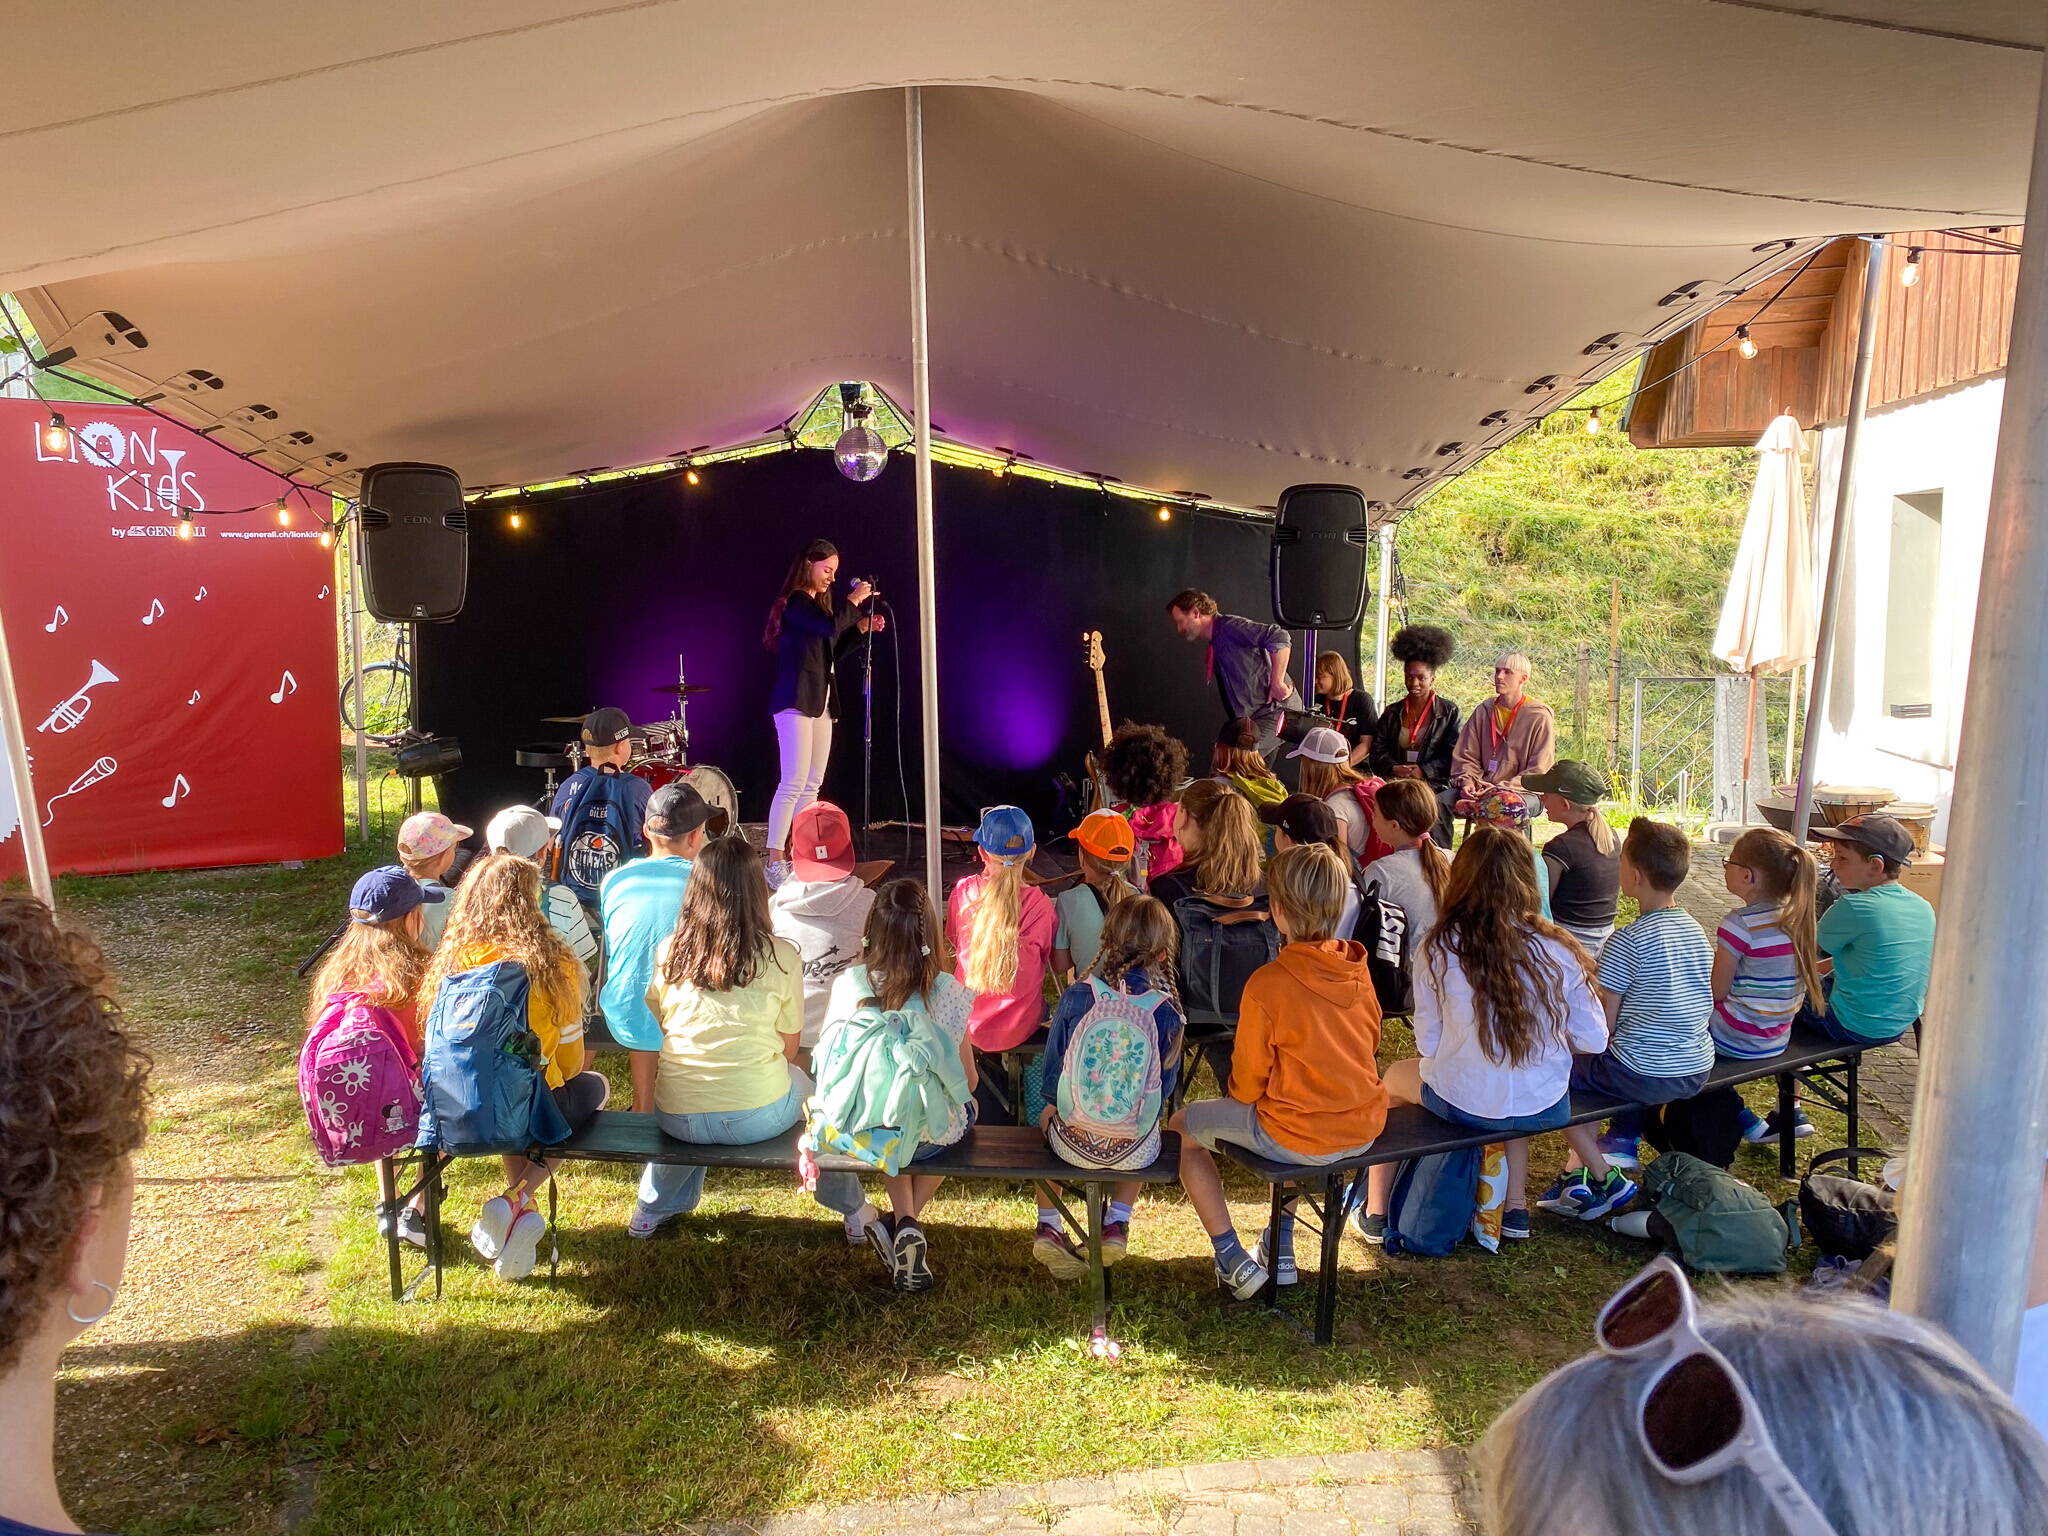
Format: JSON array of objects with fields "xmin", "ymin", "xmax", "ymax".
[
  {"xmin": 974, "ymin": 805, "xmax": 1035, "ymax": 863},
  {"xmin": 349, "ymin": 864, "xmax": 443, "ymax": 924}
]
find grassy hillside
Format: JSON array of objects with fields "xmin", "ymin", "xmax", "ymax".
[{"xmin": 1388, "ymin": 364, "xmax": 1754, "ymax": 762}]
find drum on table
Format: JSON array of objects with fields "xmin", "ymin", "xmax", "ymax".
[{"xmin": 628, "ymin": 760, "xmax": 737, "ymax": 836}]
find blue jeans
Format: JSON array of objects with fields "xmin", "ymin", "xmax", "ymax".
[
  {"xmin": 1798, "ymin": 976, "xmax": 1911, "ymax": 1047},
  {"xmin": 1420, "ymin": 1082, "xmax": 1570, "ymax": 1137},
  {"xmin": 635, "ymin": 1065, "xmax": 864, "ymax": 1224}
]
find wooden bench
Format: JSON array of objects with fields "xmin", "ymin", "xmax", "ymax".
[
  {"xmin": 381, "ymin": 1121, "xmax": 1179, "ymax": 1343},
  {"xmin": 1214, "ymin": 1026, "xmax": 1871, "ymax": 1343}
]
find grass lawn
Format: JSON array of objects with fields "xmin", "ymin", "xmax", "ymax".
[{"xmin": 39, "ymin": 829, "xmax": 1862, "ymax": 1536}]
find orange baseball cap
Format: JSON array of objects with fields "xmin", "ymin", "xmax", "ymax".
[{"xmin": 1069, "ymin": 809, "xmax": 1136, "ymax": 862}]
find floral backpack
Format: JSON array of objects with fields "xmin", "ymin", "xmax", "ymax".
[
  {"xmin": 1052, "ymin": 979, "xmax": 1164, "ymax": 1164},
  {"xmin": 299, "ymin": 992, "xmax": 421, "ymax": 1166}
]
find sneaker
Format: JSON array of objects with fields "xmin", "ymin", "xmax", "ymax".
[
  {"xmin": 893, "ymin": 1219, "xmax": 934, "ymax": 1293},
  {"xmin": 1596, "ymin": 1134, "xmax": 1641, "ymax": 1169},
  {"xmin": 864, "ymin": 1212, "xmax": 898, "ymax": 1273},
  {"xmin": 845, "ymin": 1201, "xmax": 881, "ymax": 1248},
  {"xmin": 765, "ymin": 859, "xmax": 792, "ymax": 891},
  {"xmin": 1099, "ymin": 1219, "xmax": 1130, "ymax": 1266},
  {"xmin": 379, "ymin": 1202, "xmax": 430, "ymax": 1248},
  {"xmin": 1500, "ymin": 1208, "xmax": 1532, "ymax": 1241},
  {"xmin": 1352, "ymin": 1209, "xmax": 1387, "ymax": 1245},
  {"xmin": 1215, "ymin": 1249, "xmax": 1271, "ymax": 1301},
  {"xmin": 1568, "ymin": 1169, "xmax": 1639, "ymax": 1222},
  {"xmin": 470, "ymin": 1195, "xmax": 516, "ymax": 1262},
  {"xmin": 1254, "ymin": 1229, "xmax": 1299, "ymax": 1287},
  {"xmin": 494, "ymin": 1207, "xmax": 549, "ymax": 1282},
  {"xmin": 628, "ymin": 1205, "xmax": 678, "ymax": 1240},
  {"xmin": 1744, "ymin": 1108, "xmax": 1815, "ymax": 1147},
  {"xmin": 1535, "ymin": 1170, "xmax": 1590, "ymax": 1213},
  {"xmin": 1032, "ymin": 1221, "xmax": 1089, "ymax": 1280}
]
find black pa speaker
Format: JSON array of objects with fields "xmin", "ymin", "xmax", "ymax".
[
  {"xmin": 1270, "ymin": 483, "xmax": 1372, "ymax": 628},
  {"xmin": 358, "ymin": 462, "xmax": 468, "ymax": 622}
]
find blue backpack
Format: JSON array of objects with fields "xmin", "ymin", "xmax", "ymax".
[
  {"xmin": 416, "ymin": 960, "xmax": 572, "ymax": 1152},
  {"xmin": 1383, "ymin": 1147, "xmax": 1481, "ymax": 1257},
  {"xmin": 555, "ymin": 768, "xmax": 645, "ymax": 904}
]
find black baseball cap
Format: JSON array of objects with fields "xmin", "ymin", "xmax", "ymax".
[
  {"xmin": 1259, "ymin": 792, "xmax": 1341, "ymax": 849},
  {"xmin": 645, "ymin": 781, "xmax": 711, "ymax": 838},
  {"xmin": 582, "ymin": 707, "xmax": 634, "ymax": 747},
  {"xmin": 1809, "ymin": 814, "xmax": 1915, "ymax": 864}
]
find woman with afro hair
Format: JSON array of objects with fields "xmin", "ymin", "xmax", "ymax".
[
  {"xmin": 1101, "ymin": 721, "xmax": 1191, "ymax": 881},
  {"xmin": 1368, "ymin": 624, "xmax": 1463, "ymax": 847}
]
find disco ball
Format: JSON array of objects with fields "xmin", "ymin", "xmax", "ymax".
[{"xmin": 833, "ymin": 424, "xmax": 888, "ymax": 483}]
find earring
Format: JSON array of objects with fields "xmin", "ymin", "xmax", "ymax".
[{"xmin": 67, "ymin": 1280, "xmax": 116, "ymax": 1327}]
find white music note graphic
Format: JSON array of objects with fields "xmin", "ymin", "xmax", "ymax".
[
  {"xmin": 160, "ymin": 773, "xmax": 191, "ymax": 809},
  {"xmin": 43, "ymin": 605, "xmax": 68, "ymax": 633},
  {"xmin": 194, "ymin": 586, "xmax": 208, "ymax": 601},
  {"xmin": 317, "ymin": 585, "xmax": 331, "ymax": 600},
  {"xmin": 43, "ymin": 757, "xmax": 116, "ymax": 827},
  {"xmin": 140, "ymin": 597, "xmax": 165, "ymax": 626},
  {"xmin": 187, "ymin": 690, "xmax": 201, "ymax": 706},
  {"xmin": 269, "ymin": 669, "xmax": 298, "ymax": 704}
]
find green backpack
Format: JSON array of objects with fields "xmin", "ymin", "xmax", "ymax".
[{"xmin": 1641, "ymin": 1152, "xmax": 1796, "ymax": 1275}]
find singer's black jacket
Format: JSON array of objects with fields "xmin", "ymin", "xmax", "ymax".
[{"xmin": 768, "ymin": 589, "xmax": 864, "ymax": 717}]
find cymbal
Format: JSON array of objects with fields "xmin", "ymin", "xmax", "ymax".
[
  {"xmin": 540, "ymin": 714, "xmax": 591, "ymax": 724},
  {"xmin": 649, "ymin": 683, "xmax": 715, "ymax": 697}
]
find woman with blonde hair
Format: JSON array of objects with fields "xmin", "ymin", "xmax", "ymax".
[
  {"xmin": 419, "ymin": 851, "xmax": 605, "ymax": 1281},
  {"xmin": 1313, "ymin": 650, "xmax": 1375, "ymax": 765},
  {"xmin": 947, "ymin": 805, "xmax": 1057, "ymax": 1061},
  {"xmin": 1290, "ymin": 724, "xmax": 1389, "ymax": 862},
  {"xmin": 1526, "ymin": 760, "xmax": 1622, "ymax": 956}
]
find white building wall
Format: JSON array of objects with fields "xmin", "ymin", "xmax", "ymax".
[{"xmin": 1809, "ymin": 374, "xmax": 2004, "ymax": 843}]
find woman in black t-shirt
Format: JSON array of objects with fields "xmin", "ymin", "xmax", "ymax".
[
  {"xmin": 1314, "ymin": 651, "xmax": 1376, "ymax": 765},
  {"xmin": 1524, "ymin": 760, "xmax": 1621, "ymax": 955}
]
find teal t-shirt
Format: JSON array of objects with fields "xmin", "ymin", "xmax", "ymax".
[
  {"xmin": 598, "ymin": 855, "xmax": 693, "ymax": 1050},
  {"xmin": 1818, "ymin": 881, "xmax": 1935, "ymax": 1038},
  {"xmin": 1054, "ymin": 884, "xmax": 1113, "ymax": 976}
]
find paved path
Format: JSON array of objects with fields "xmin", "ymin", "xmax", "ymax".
[{"xmin": 686, "ymin": 1451, "xmax": 1480, "ymax": 1536}]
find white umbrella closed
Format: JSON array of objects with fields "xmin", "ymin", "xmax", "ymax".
[{"xmin": 1713, "ymin": 413, "xmax": 1816, "ymax": 818}]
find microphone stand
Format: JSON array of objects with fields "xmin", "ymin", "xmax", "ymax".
[{"xmin": 860, "ymin": 583, "xmax": 878, "ymax": 854}]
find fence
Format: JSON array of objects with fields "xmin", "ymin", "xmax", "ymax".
[{"xmin": 1629, "ymin": 673, "xmax": 1799, "ymax": 823}]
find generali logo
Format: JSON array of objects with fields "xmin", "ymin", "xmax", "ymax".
[{"xmin": 31, "ymin": 418, "xmax": 209, "ymax": 513}]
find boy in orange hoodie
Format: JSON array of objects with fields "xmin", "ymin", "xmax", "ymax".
[{"xmin": 1167, "ymin": 843, "xmax": 1388, "ymax": 1297}]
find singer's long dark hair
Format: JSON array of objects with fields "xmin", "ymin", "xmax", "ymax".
[{"xmin": 761, "ymin": 538, "xmax": 839, "ymax": 653}]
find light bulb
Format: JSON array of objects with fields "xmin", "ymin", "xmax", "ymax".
[
  {"xmin": 276, "ymin": 499, "xmax": 292, "ymax": 527},
  {"xmin": 1736, "ymin": 325, "xmax": 1758, "ymax": 360},
  {"xmin": 319, "ymin": 528, "xmax": 334, "ymax": 550},
  {"xmin": 685, "ymin": 468, "xmax": 701, "ymax": 485},
  {"xmin": 1156, "ymin": 505, "xmax": 1172, "ymax": 522},
  {"xmin": 833, "ymin": 424, "xmax": 888, "ymax": 483},
  {"xmin": 1900, "ymin": 248, "xmax": 1923, "ymax": 287},
  {"xmin": 508, "ymin": 512, "xmax": 524, "ymax": 531},
  {"xmin": 40, "ymin": 413, "xmax": 70, "ymax": 455},
  {"xmin": 176, "ymin": 516, "xmax": 194, "ymax": 541},
  {"xmin": 1584, "ymin": 407, "xmax": 1603, "ymax": 435},
  {"xmin": 992, "ymin": 462, "xmax": 1007, "ymax": 477}
]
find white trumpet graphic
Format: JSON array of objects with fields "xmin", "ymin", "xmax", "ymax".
[
  {"xmin": 43, "ymin": 756, "xmax": 116, "ymax": 827},
  {"xmin": 37, "ymin": 660, "xmax": 118, "ymax": 734}
]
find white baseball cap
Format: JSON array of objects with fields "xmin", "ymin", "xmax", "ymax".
[
  {"xmin": 485, "ymin": 804, "xmax": 561, "ymax": 860},
  {"xmin": 1287, "ymin": 725, "xmax": 1350, "ymax": 765}
]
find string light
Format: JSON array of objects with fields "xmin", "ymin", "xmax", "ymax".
[
  {"xmin": 39, "ymin": 412, "xmax": 70, "ymax": 455},
  {"xmin": 508, "ymin": 511, "xmax": 524, "ymax": 531},
  {"xmin": 318, "ymin": 527, "xmax": 334, "ymax": 550},
  {"xmin": 1156, "ymin": 504, "xmax": 1173, "ymax": 522},
  {"xmin": 1735, "ymin": 325, "xmax": 1758, "ymax": 360},
  {"xmin": 1900, "ymin": 247, "xmax": 1923, "ymax": 287},
  {"xmin": 1583, "ymin": 406, "xmax": 1604, "ymax": 435},
  {"xmin": 275, "ymin": 498, "xmax": 291, "ymax": 527},
  {"xmin": 685, "ymin": 468, "xmax": 701, "ymax": 485},
  {"xmin": 175, "ymin": 513, "xmax": 194, "ymax": 541}
]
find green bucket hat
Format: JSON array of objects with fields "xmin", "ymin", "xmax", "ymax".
[{"xmin": 1523, "ymin": 759, "xmax": 1608, "ymax": 806}]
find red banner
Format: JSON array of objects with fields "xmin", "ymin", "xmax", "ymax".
[{"xmin": 0, "ymin": 400, "xmax": 342, "ymax": 875}]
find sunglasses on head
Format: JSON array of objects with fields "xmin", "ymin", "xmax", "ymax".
[{"xmin": 1596, "ymin": 1258, "xmax": 1837, "ymax": 1536}]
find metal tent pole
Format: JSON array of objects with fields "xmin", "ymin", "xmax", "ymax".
[
  {"xmin": 1372, "ymin": 523, "xmax": 1394, "ymax": 705},
  {"xmin": 905, "ymin": 86, "xmax": 942, "ymax": 893},
  {"xmin": 347, "ymin": 511, "xmax": 370, "ymax": 842},
  {"xmin": 1791, "ymin": 235, "xmax": 1883, "ymax": 843},
  {"xmin": 1892, "ymin": 65, "xmax": 2048, "ymax": 1382},
  {"xmin": 0, "ymin": 594, "xmax": 55, "ymax": 908}
]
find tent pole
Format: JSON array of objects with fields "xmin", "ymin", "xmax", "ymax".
[
  {"xmin": 347, "ymin": 510, "xmax": 370, "ymax": 843},
  {"xmin": 1372, "ymin": 522, "xmax": 1393, "ymax": 706},
  {"xmin": 905, "ymin": 86, "xmax": 942, "ymax": 892},
  {"xmin": 0, "ymin": 592, "xmax": 55, "ymax": 908},
  {"xmin": 1892, "ymin": 65, "xmax": 2048, "ymax": 1382},
  {"xmin": 1791, "ymin": 234, "xmax": 1883, "ymax": 844}
]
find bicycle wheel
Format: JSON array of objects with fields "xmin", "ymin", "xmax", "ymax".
[{"xmin": 341, "ymin": 662, "xmax": 413, "ymax": 738}]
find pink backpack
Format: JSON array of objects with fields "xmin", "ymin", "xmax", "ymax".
[{"xmin": 299, "ymin": 992, "xmax": 422, "ymax": 1166}]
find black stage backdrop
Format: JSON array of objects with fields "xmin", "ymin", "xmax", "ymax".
[{"xmin": 418, "ymin": 451, "xmax": 1335, "ymax": 840}]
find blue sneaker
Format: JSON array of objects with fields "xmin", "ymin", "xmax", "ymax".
[
  {"xmin": 1743, "ymin": 1108, "xmax": 1815, "ymax": 1146},
  {"xmin": 1569, "ymin": 1169, "xmax": 1639, "ymax": 1222},
  {"xmin": 1596, "ymin": 1134, "xmax": 1641, "ymax": 1168},
  {"xmin": 1501, "ymin": 1208, "xmax": 1532, "ymax": 1241},
  {"xmin": 1535, "ymin": 1170, "xmax": 1589, "ymax": 1212}
]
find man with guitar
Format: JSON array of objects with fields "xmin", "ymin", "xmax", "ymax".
[
  {"xmin": 1165, "ymin": 589, "xmax": 1301, "ymax": 772},
  {"xmin": 1079, "ymin": 634, "xmax": 1189, "ymax": 883}
]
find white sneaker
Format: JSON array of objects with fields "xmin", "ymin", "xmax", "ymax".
[
  {"xmin": 845, "ymin": 1202, "xmax": 881, "ymax": 1247},
  {"xmin": 471, "ymin": 1195, "xmax": 515, "ymax": 1262},
  {"xmin": 495, "ymin": 1208, "xmax": 549, "ymax": 1282}
]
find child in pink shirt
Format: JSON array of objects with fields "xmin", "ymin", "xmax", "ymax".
[{"xmin": 946, "ymin": 805, "xmax": 1056, "ymax": 1053}]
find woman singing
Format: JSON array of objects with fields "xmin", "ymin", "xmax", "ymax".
[{"xmin": 762, "ymin": 539, "xmax": 883, "ymax": 856}]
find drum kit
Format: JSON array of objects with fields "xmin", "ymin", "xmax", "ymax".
[{"xmin": 513, "ymin": 657, "xmax": 738, "ymax": 830}]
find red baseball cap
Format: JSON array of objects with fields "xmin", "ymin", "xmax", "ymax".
[{"xmin": 791, "ymin": 802, "xmax": 857, "ymax": 881}]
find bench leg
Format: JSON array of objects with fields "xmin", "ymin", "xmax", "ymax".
[
  {"xmin": 1846, "ymin": 1055, "xmax": 1862, "ymax": 1180},
  {"xmin": 1776, "ymin": 1071, "xmax": 1797, "ymax": 1181},
  {"xmin": 547, "ymin": 1172, "xmax": 561, "ymax": 1287},
  {"xmin": 380, "ymin": 1156, "xmax": 404, "ymax": 1303},
  {"xmin": 1085, "ymin": 1182, "xmax": 1111, "ymax": 1348},
  {"xmin": 1315, "ymin": 1173, "xmax": 1346, "ymax": 1347},
  {"xmin": 417, "ymin": 1151, "xmax": 446, "ymax": 1302},
  {"xmin": 1260, "ymin": 1182, "xmax": 1287, "ymax": 1307}
]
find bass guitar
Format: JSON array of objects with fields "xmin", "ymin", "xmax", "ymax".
[{"xmin": 1081, "ymin": 630, "xmax": 1113, "ymax": 813}]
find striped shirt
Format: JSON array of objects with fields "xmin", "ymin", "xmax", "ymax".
[
  {"xmin": 544, "ymin": 882, "xmax": 601, "ymax": 971},
  {"xmin": 1711, "ymin": 902, "xmax": 1804, "ymax": 1058},
  {"xmin": 1596, "ymin": 907, "xmax": 1715, "ymax": 1078}
]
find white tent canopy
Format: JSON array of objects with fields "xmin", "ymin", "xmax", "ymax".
[{"xmin": 1, "ymin": 2, "xmax": 2040, "ymax": 509}]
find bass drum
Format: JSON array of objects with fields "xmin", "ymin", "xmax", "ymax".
[{"xmin": 681, "ymin": 764, "xmax": 738, "ymax": 836}]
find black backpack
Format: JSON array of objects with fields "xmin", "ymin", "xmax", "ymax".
[
  {"xmin": 1349, "ymin": 890, "xmax": 1413, "ymax": 1016},
  {"xmin": 1172, "ymin": 895, "xmax": 1280, "ymax": 1023}
]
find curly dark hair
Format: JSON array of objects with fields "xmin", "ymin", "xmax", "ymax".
[
  {"xmin": 1390, "ymin": 624, "xmax": 1457, "ymax": 669},
  {"xmin": 0, "ymin": 897, "xmax": 150, "ymax": 1372},
  {"xmin": 1102, "ymin": 722, "xmax": 1188, "ymax": 808}
]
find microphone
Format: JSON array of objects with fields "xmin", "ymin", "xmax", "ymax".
[{"xmin": 849, "ymin": 574, "xmax": 881, "ymax": 594}]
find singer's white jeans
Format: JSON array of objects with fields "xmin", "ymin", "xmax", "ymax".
[{"xmin": 768, "ymin": 707, "xmax": 833, "ymax": 851}]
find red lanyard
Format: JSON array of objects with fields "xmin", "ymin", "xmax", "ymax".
[
  {"xmin": 1403, "ymin": 692, "xmax": 1434, "ymax": 748},
  {"xmin": 1488, "ymin": 698, "xmax": 1525, "ymax": 771}
]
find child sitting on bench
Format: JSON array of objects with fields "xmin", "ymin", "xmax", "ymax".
[
  {"xmin": 1805, "ymin": 814, "xmax": 1935, "ymax": 1047},
  {"xmin": 1102, "ymin": 722, "xmax": 1190, "ymax": 881},
  {"xmin": 398, "ymin": 811, "xmax": 470, "ymax": 950},
  {"xmin": 1051, "ymin": 809, "xmax": 1141, "ymax": 983},
  {"xmin": 1709, "ymin": 827, "xmax": 1825, "ymax": 1146},
  {"xmin": 1167, "ymin": 844, "xmax": 1387, "ymax": 1299},
  {"xmin": 948, "ymin": 806, "xmax": 1056, "ymax": 1121},
  {"xmin": 1033, "ymin": 895, "xmax": 1184, "ymax": 1277},
  {"xmin": 1538, "ymin": 819, "xmax": 1713, "ymax": 1223}
]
